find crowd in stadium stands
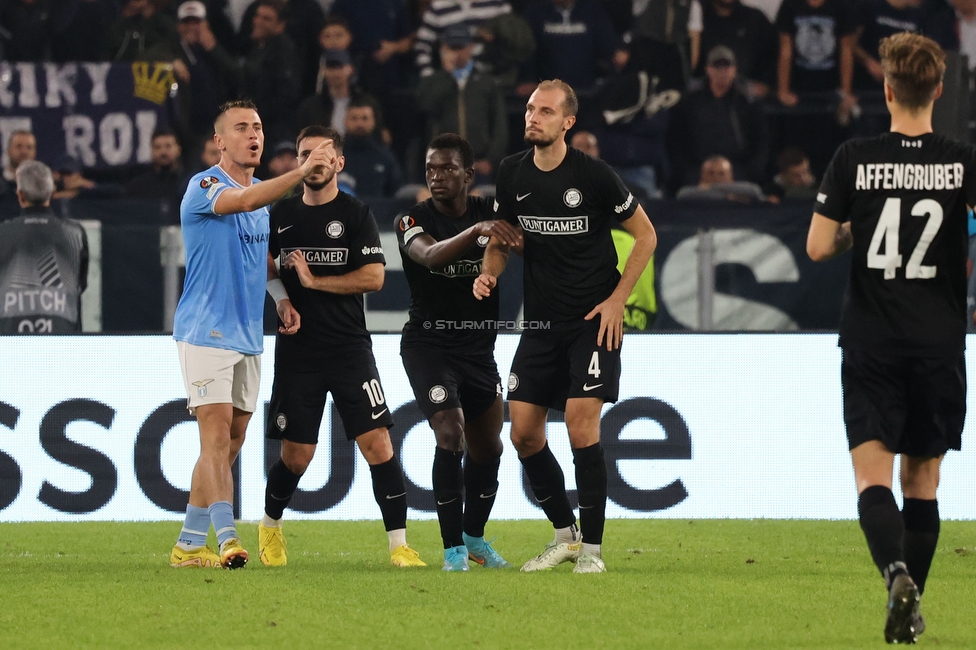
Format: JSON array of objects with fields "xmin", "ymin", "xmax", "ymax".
[{"xmin": 1, "ymin": 0, "xmax": 974, "ymax": 209}]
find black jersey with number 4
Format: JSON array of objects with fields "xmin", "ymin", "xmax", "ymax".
[
  {"xmin": 494, "ymin": 147, "xmax": 638, "ymax": 328},
  {"xmin": 269, "ymin": 192, "xmax": 385, "ymax": 359},
  {"xmin": 816, "ymin": 132, "xmax": 976, "ymax": 354},
  {"xmin": 396, "ymin": 196, "xmax": 499, "ymax": 351}
]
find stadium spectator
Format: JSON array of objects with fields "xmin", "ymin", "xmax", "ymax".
[
  {"xmin": 179, "ymin": 134, "xmax": 222, "ymax": 191},
  {"xmin": 668, "ymin": 45, "xmax": 768, "ymax": 188},
  {"xmin": 240, "ymin": 0, "xmax": 302, "ymax": 143},
  {"xmin": 517, "ymin": 0, "xmax": 623, "ymax": 96},
  {"xmin": 329, "ymin": 0, "xmax": 414, "ymax": 94},
  {"xmin": 125, "ymin": 130, "xmax": 185, "ymax": 203},
  {"xmin": 695, "ymin": 0, "xmax": 778, "ymax": 96},
  {"xmin": 414, "ymin": 0, "xmax": 512, "ymax": 78},
  {"xmin": 0, "ymin": 161, "xmax": 88, "ymax": 335},
  {"xmin": 676, "ymin": 154, "xmax": 766, "ymax": 201},
  {"xmin": 764, "ymin": 146, "xmax": 818, "ymax": 202},
  {"xmin": 265, "ymin": 141, "xmax": 299, "ymax": 178},
  {"xmin": 474, "ymin": 11, "xmax": 536, "ymax": 91},
  {"xmin": 296, "ymin": 48, "xmax": 364, "ymax": 136},
  {"xmin": 415, "ymin": 23, "xmax": 508, "ymax": 182},
  {"xmin": 775, "ymin": 0, "xmax": 857, "ymax": 116},
  {"xmin": 318, "ymin": 12, "xmax": 354, "ymax": 51},
  {"xmin": 853, "ymin": 1, "xmax": 925, "ymax": 92},
  {"xmin": 51, "ymin": 155, "xmax": 122, "ymax": 200},
  {"xmin": 630, "ymin": 0, "xmax": 700, "ymax": 83},
  {"xmin": 238, "ymin": 0, "xmax": 325, "ymax": 96},
  {"xmin": 3, "ymin": 131, "xmax": 36, "ymax": 186},
  {"xmin": 340, "ymin": 98, "xmax": 402, "ymax": 197},
  {"xmin": 50, "ymin": 0, "xmax": 119, "ymax": 62},
  {"xmin": 0, "ymin": 0, "xmax": 62, "ymax": 61},
  {"xmin": 172, "ymin": 1, "xmax": 242, "ymax": 141},
  {"xmin": 946, "ymin": 0, "xmax": 976, "ymax": 67},
  {"xmin": 570, "ymin": 129, "xmax": 599, "ymax": 157},
  {"xmin": 105, "ymin": 0, "xmax": 181, "ymax": 61}
]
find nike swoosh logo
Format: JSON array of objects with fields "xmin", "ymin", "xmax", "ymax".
[
  {"xmin": 277, "ymin": 225, "xmax": 294, "ymax": 233},
  {"xmin": 579, "ymin": 505, "xmax": 594, "ymax": 509},
  {"xmin": 436, "ymin": 498, "xmax": 458, "ymax": 505},
  {"xmin": 582, "ymin": 383, "xmax": 603, "ymax": 391},
  {"xmin": 516, "ymin": 192, "xmax": 531, "ymax": 201},
  {"xmin": 386, "ymin": 492, "xmax": 406, "ymax": 500},
  {"xmin": 371, "ymin": 408, "xmax": 388, "ymax": 419},
  {"xmin": 479, "ymin": 492, "xmax": 497, "ymax": 499},
  {"xmin": 537, "ymin": 496, "xmax": 552, "ymax": 503}
]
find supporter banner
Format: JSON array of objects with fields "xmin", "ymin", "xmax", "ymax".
[
  {"xmin": 2, "ymin": 334, "xmax": 975, "ymax": 522},
  {"xmin": 0, "ymin": 62, "xmax": 176, "ymax": 169}
]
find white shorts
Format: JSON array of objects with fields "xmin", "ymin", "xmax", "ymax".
[{"xmin": 177, "ymin": 341, "xmax": 261, "ymax": 414}]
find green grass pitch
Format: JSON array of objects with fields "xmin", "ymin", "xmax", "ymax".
[{"xmin": 1, "ymin": 519, "xmax": 974, "ymax": 648}]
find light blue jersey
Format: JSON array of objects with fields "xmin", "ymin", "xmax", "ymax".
[{"xmin": 173, "ymin": 165, "xmax": 270, "ymax": 355}]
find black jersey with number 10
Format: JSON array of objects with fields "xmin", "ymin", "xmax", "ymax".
[
  {"xmin": 493, "ymin": 147, "xmax": 638, "ymax": 328},
  {"xmin": 816, "ymin": 132, "xmax": 976, "ymax": 354}
]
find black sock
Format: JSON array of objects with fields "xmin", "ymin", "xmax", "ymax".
[
  {"xmin": 433, "ymin": 447, "xmax": 464, "ymax": 548},
  {"xmin": 573, "ymin": 443, "xmax": 607, "ymax": 545},
  {"xmin": 369, "ymin": 457, "xmax": 407, "ymax": 532},
  {"xmin": 902, "ymin": 498, "xmax": 940, "ymax": 595},
  {"xmin": 519, "ymin": 442, "xmax": 576, "ymax": 529},
  {"xmin": 858, "ymin": 485, "xmax": 907, "ymax": 587},
  {"xmin": 463, "ymin": 455, "xmax": 500, "ymax": 539},
  {"xmin": 265, "ymin": 458, "xmax": 303, "ymax": 520}
]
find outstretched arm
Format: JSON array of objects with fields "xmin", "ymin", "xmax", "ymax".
[{"xmin": 406, "ymin": 221, "xmax": 522, "ymax": 271}]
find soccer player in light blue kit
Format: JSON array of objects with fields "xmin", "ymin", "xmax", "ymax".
[{"xmin": 169, "ymin": 100, "xmax": 336, "ymax": 569}]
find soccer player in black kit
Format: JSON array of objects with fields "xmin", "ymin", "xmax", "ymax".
[
  {"xmin": 259, "ymin": 125, "xmax": 426, "ymax": 568},
  {"xmin": 396, "ymin": 134, "xmax": 523, "ymax": 571},
  {"xmin": 808, "ymin": 33, "xmax": 974, "ymax": 644},
  {"xmin": 473, "ymin": 80, "xmax": 657, "ymax": 573}
]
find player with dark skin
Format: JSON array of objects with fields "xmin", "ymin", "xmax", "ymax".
[{"xmin": 403, "ymin": 146, "xmax": 521, "ymax": 464}]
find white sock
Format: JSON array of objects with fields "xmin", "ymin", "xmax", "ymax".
[
  {"xmin": 388, "ymin": 528, "xmax": 407, "ymax": 552},
  {"xmin": 261, "ymin": 514, "xmax": 282, "ymax": 528},
  {"xmin": 554, "ymin": 524, "xmax": 579, "ymax": 545},
  {"xmin": 582, "ymin": 542, "xmax": 602, "ymax": 558}
]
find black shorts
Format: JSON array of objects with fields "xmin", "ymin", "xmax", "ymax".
[
  {"xmin": 266, "ymin": 348, "xmax": 394, "ymax": 444},
  {"xmin": 841, "ymin": 348, "xmax": 965, "ymax": 457},
  {"xmin": 401, "ymin": 346, "xmax": 502, "ymax": 420},
  {"xmin": 507, "ymin": 319, "xmax": 621, "ymax": 411}
]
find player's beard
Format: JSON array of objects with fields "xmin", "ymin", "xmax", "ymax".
[
  {"xmin": 524, "ymin": 128, "xmax": 557, "ymax": 147},
  {"xmin": 304, "ymin": 170, "xmax": 336, "ymax": 191}
]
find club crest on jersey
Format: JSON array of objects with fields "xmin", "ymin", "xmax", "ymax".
[
  {"xmin": 199, "ymin": 176, "xmax": 219, "ymax": 189},
  {"xmin": 275, "ymin": 413, "xmax": 287, "ymax": 431},
  {"xmin": 507, "ymin": 373, "xmax": 519, "ymax": 392},
  {"xmin": 327, "ymin": 221, "xmax": 344, "ymax": 238},
  {"xmin": 399, "ymin": 215, "xmax": 415, "ymax": 231},
  {"xmin": 192, "ymin": 379, "xmax": 213, "ymax": 397},
  {"xmin": 563, "ymin": 188, "xmax": 582, "ymax": 208},
  {"xmin": 428, "ymin": 385, "xmax": 447, "ymax": 404},
  {"xmin": 476, "ymin": 235, "xmax": 490, "ymax": 247}
]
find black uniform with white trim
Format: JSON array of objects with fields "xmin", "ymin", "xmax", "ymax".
[
  {"xmin": 493, "ymin": 147, "xmax": 638, "ymax": 410},
  {"xmin": 266, "ymin": 192, "xmax": 394, "ymax": 443},
  {"xmin": 396, "ymin": 197, "xmax": 502, "ymax": 419},
  {"xmin": 816, "ymin": 132, "xmax": 976, "ymax": 455}
]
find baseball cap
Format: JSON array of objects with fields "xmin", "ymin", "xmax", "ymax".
[
  {"xmin": 321, "ymin": 48, "xmax": 352, "ymax": 68},
  {"xmin": 441, "ymin": 23, "xmax": 473, "ymax": 48},
  {"xmin": 706, "ymin": 45, "xmax": 736, "ymax": 67},
  {"xmin": 177, "ymin": 1, "xmax": 206, "ymax": 21},
  {"xmin": 272, "ymin": 141, "xmax": 297, "ymax": 157}
]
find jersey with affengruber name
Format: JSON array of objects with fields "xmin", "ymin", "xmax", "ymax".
[
  {"xmin": 270, "ymin": 191, "xmax": 385, "ymax": 361},
  {"xmin": 816, "ymin": 132, "xmax": 976, "ymax": 354},
  {"xmin": 396, "ymin": 196, "xmax": 499, "ymax": 351},
  {"xmin": 173, "ymin": 166, "xmax": 270, "ymax": 355},
  {"xmin": 493, "ymin": 147, "xmax": 638, "ymax": 328}
]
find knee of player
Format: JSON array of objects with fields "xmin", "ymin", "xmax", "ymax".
[
  {"xmin": 430, "ymin": 411, "xmax": 465, "ymax": 451},
  {"xmin": 510, "ymin": 429, "xmax": 545, "ymax": 455},
  {"xmin": 357, "ymin": 428, "xmax": 394, "ymax": 464},
  {"xmin": 281, "ymin": 443, "xmax": 316, "ymax": 475}
]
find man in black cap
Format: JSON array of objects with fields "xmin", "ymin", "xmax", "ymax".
[
  {"xmin": 296, "ymin": 48, "xmax": 377, "ymax": 138},
  {"xmin": 667, "ymin": 44, "xmax": 769, "ymax": 190},
  {"xmin": 416, "ymin": 23, "xmax": 507, "ymax": 184}
]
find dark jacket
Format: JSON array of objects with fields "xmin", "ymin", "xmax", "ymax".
[
  {"xmin": 697, "ymin": 1, "xmax": 778, "ymax": 86},
  {"xmin": 341, "ymin": 135, "xmax": 402, "ymax": 198},
  {"xmin": 668, "ymin": 82, "xmax": 769, "ymax": 186},
  {"xmin": 241, "ymin": 33, "xmax": 301, "ymax": 142},
  {"xmin": 415, "ymin": 70, "xmax": 508, "ymax": 168},
  {"xmin": 177, "ymin": 39, "xmax": 242, "ymax": 138}
]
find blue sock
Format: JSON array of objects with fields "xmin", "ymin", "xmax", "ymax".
[
  {"xmin": 176, "ymin": 505, "xmax": 210, "ymax": 549},
  {"xmin": 208, "ymin": 501, "xmax": 238, "ymax": 547}
]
